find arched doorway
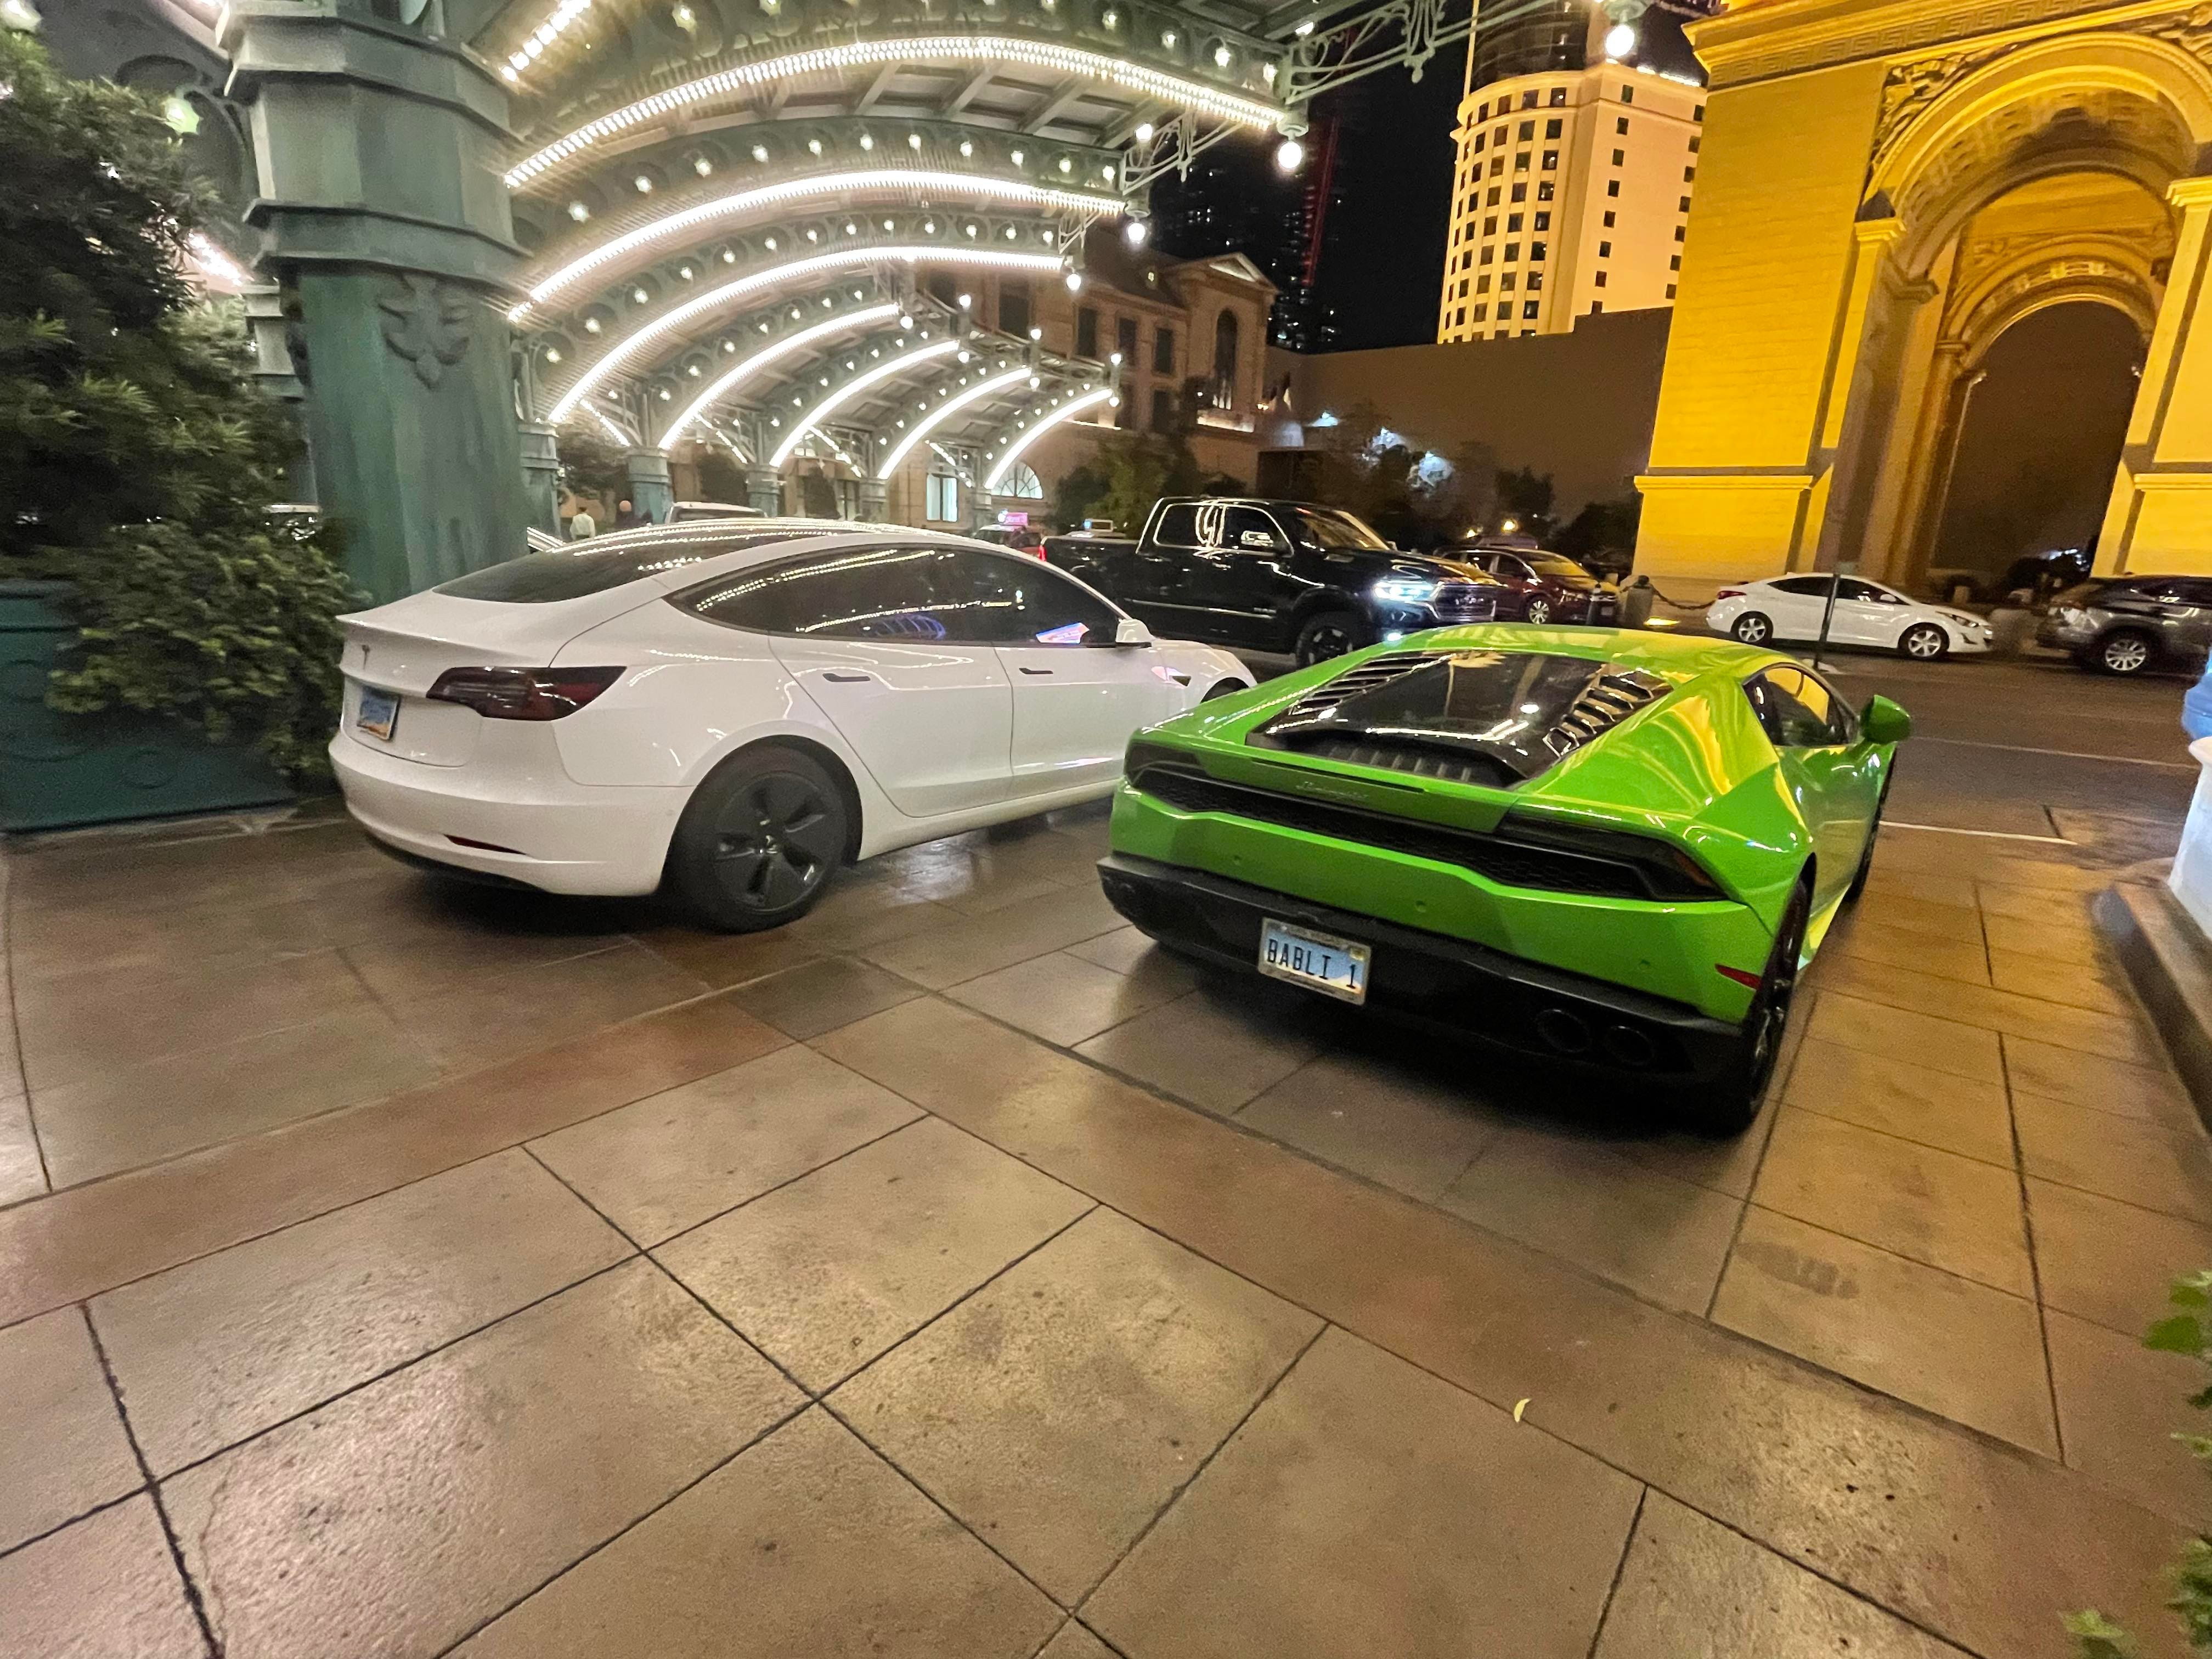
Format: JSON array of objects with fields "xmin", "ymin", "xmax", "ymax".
[{"xmin": 1925, "ymin": 302, "xmax": 2146, "ymax": 589}]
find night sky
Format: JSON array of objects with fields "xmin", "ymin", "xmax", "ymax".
[{"xmin": 1156, "ymin": 5, "xmax": 1706, "ymax": 352}]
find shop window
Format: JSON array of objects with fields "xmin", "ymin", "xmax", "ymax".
[
  {"xmin": 1153, "ymin": 325, "xmax": 1175, "ymax": 374},
  {"xmin": 925, "ymin": 473, "xmax": 960, "ymax": 523},
  {"xmin": 1076, "ymin": 307, "xmax": 1098, "ymax": 357}
]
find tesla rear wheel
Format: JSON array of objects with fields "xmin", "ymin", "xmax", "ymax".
[
  {"xmin": 667, "ymin": 746, "xmax": 849, "ymax": 932},
  {"xmin": 1681, "ymin": 877, "xmax": 1809, "ymax": 1138},
  {"xmin": 1899, "ymin": 623, "xmax": 1948, "ymax": 661},
  {"xmin": 1730, "ymin": 612, "xmax": 1772, "ymax": 646},
  {"xmin": 2098, "ymin": 630, "xmax": 2155, "ymax": 675},
  {"xmin": 1295, "ymin": 609, "xmax": 1370, "ymax": 667}
]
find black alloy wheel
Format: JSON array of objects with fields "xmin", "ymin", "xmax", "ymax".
[
  {"xmin": 1682, "ymin": 877, "xmax": 1809, "ymax": 1137},
  {"xmin": 1730, "ymin": 612, "xmax": 1773, "ymax": 646},
  {"xmin": 1525, "ymin": 597, "xmax": 1553, "ymax": 625},
  {"xmin": 667, "ymin": 746, "xmax": 849, "ymax": 931},
  {"xmin": 2098, "ymin": 630, "xmax": 2155, "ymax": 675},
  {"xmin": 1295, "ymin": 609, "xmax": 1370, "ymax": 667},
  {"xmin": 1898, "ymin": 622, "xmax": 1948, "ymax": 661}
]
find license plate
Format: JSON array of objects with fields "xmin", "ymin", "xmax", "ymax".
[
  {"xmin": 357, "ymin": 686, "xmax": 400, "ymax": 741},
  {"xmin": 1258, "ymin": 919, "xmax": 1371, "ymax": 1005}
]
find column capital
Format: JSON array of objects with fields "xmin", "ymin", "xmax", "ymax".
[{"xmin": 2171, "ymin": 174, "xmax": 2212, "ymax": 211}]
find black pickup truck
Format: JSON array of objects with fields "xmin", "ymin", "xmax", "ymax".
[{"xmin": 1043, "ymin": 498, "xmax": 1508, "ymax": 665}]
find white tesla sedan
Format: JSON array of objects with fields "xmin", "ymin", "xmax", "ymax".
[
  {"xmin": 331, "ymin": 521, "xmax": 1252, "ymax": 929},
  {"xmin": 1705, "ymin": 575, "xmax": 1993, "ymax": 660}
]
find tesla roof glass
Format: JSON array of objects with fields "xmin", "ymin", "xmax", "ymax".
[{"xmin": 434, "ymin": 522, "xmax": 863, "ymax": 603}]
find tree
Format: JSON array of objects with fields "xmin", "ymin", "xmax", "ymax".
[
  {"xmin": 556, "ymin": 421, "xmax": 632, "ymax": 505},
  {"xmin": 1555, "ymin": 493, "xmax": 1644, "ymax": 575},
  {"xmin": 1054, "ymin": 432, "xmax": 1210, "ymax": 534},
  {"xmin": 1494, "ymin": 466, "xmax": 1557, "ymax": 540},
  {"xmin": 0, "ymin": 29, "xmax": 356, "ymax": 780}
]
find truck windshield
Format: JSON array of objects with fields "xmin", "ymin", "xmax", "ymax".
[{"xmin": 1288, "ymin": 507, "xmax": 1390, "ymax": 550}]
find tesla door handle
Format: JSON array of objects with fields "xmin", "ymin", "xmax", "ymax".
[
  {"xmin": 821, "ymin": 672, "xmax": 872, "ymax": 683},
  {"xmin": 1018, "ymin": 666, "xmax": 1054, "ymax": 676}
]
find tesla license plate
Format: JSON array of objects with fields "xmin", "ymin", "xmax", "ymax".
[
  {"xmin": 1258, "ymin": 919, "xmax": 1371, "ymax": 1005},
  {"xmin": 356, "ymin": 686, "xmax": 400, "ymax": 741}
]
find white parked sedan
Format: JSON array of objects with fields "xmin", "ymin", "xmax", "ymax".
[
  {"xmin": 331, "ymin": 521, "xmax": 1252, "ymax": 929},
  {"xmin": 1705, "ymin": 575, "xmax": 1992, "ymax": 660}
]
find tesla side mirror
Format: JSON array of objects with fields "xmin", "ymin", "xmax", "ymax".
[
  {"xmin": 1861, "ymin": 695, "xmax": 1912, "ymax": 744},
  {"xmin": 1107, "ymin": 617, "xmax": 1154, "ymax": 648}
]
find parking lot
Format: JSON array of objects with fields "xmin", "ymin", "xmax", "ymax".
[{"xmin": 1, "ymin": 647, "xmax": 2207, "ymax": 1657}]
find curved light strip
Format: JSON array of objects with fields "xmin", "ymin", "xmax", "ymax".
[
  {"xmin": 661, "ymin": 301, "xmax": 899, "ymax": 447},
  {"xmin": 772, "ymin": 337, "xmax": 960, "ymax": 466},
  {"xmin": 877, "ymin": 366, "xmax": 1030, "ymax": 480},
  {"xmin": 589, "ymin": 407, "xmax": 637, "ymax": 446},
  {"xmin": 545, "ymin": 246, "xmax": 1058, "ymax": 423},
  {"xmin": 985, "ymin": 387, "xmax": 1115, "ymax": 490},
  {"xmin": 505, "ymin": 36, "xmax": 1280, "ymax": 188},
  {"xmin": 518, "ymin": 170, "xmax": 1119, "ymax": 320}
]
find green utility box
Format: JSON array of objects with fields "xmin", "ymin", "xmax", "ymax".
[{"xmin": 0, "ymin": 581, "xmax": 294, "ymax": 833}]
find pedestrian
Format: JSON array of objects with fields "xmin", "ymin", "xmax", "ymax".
[
  {"xmin": 2184, "ymin": 654, "xmax": 2212, "ymax": 742},
  {"xmin": 612, "ymin": 497, "xmax": 647, "ymax": 530},
  {"xmin": 567, "ymin": 505, "xmax": 596, "ymax": 540}
]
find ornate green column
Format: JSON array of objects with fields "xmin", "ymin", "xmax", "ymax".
[
  {"xmin": 624, "ymin": 449, "xmax": 675, "ymax": 524},
  {"xmin": 222, "ymin": 0, "xmax": 527, "ymax": 602},
  {"xmin": 518, "ymin": 422, "xmax": 562, "ymax": 536}
]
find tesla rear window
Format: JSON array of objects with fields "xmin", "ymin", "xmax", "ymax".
[{"xmin": 435, "ymin": 531, "xmax": 803, "ymax": 602}]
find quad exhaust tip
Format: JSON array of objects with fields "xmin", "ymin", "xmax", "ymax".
[{"xmin": 1534, "ymin": 1008, "xmax": 1592, "ymax": 1056}]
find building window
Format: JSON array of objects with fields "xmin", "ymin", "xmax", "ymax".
[
  {"xmin": 1667, "ymin": 284, "xmax": 1678, "ymax": 298},
  {"xmin": 1116, "ymin": 317, "xmax": 1138, "ymax": 362},
  {"xmin": 1621, "ymin": 86, "xmax": 1633, "ymax": 103},
  {"xmin": 1684, "ymin": 166, "xmax": 1696, "ymax": 182},
  {"xmin": 1487, "ymin": 186, "xmax": 1502, "ymax": 205},
  {"xmin": 1694, "ymin": 103, "xmax": 1705, "ymax": 120},
  {"xmin": 1485, "ymin": 215, "xmax": 1499, "ymax": 235},
  {"xmin": 1533, "ymin": 211, "xmax": 1550, "ymax": 230},
  {"xmin": 1545, "ymin": 118, "xmax": 1562, "ymax": 139},
  {"xmin": 1489, "ymin": 156, "xmax": 1505, "ymax": 177},
  {"xmin": 1500, "ymin": 272, "xmax": 1516, "ymax": 292},
  {"xmin": 1504, "ymin": 242, "xmax": 1520, "ymax": 261},
  {"xmin": 1479, "ymin": 246, "xmax": 1493, "ymax": 266},
  {"xmin": 1477, "ymin": 100, "xmax": 1489, "ymax": 120},
  {"xmin": 1076, "ymin": 307, "xmax": 1098, "ymax": 357},
  {"xmin": 1514, "ymin": 151, "xmax": 1531, "ymax": 171},
  {"xmin": 1598, "ymin": 239, "xmax": 1611, "ymax": 258},
  {"xmin": 999, "ymin": 282, "xmax": 1031, "ymax": 336},
  {"xmin": 1153, "ymin": 325, "xmax": 1174, "ymax": 374},
  {"xmin": 1527, "ymin": 270, "xmax": 1543, "ymax": 290},
  {"xmin": 1472, "ymin": 303, "xmax": 1488, "ymax": 321},
  {"xmin": 1594, "ymin": 270, "xmax": 1607, "ymax": 287},
  {"xmin": 1212, "ymin": 307, "xmax": 1239, "ymax": 384},
  {"xmin": 1456, "ymin": 279, "xmax": 1468, "ymax": 297},
  {"xmin": 1496, "ymin": 329, "xmax": 1510, "ymax": 339},
  {"xmin": 1506, "ymin": 212, "xmax": 1522, "ymax": 232},
  {"xmin": 1493, "ymin": 124, "xmax": 1506, "ymax": 144},
  {"xmin": 1115, "ymin": 394, "xmax": 1134, "ymax": 429},
  {"xmin": 1522, "ymin": 301, "xmax": 1540, "ymax": 320},
  {"xmin": 1689, "ymin": 136, "xmax": 1701, "ymax": 153},
  {"xmin": 1607, "ymin": 179, "xmax": 1621, "ymax": 197},
  {"xmin": 1669, "ymin": 254, "xmax": 1681, "ymax": 270},
  {"xmin": 1529, "ymin": 241, "xmax": 1546, "ymax": 261},
  {"xmin": 1617, "ymin": 116, "xmax": 1629, "ymax": 134},
  {"xmin": 1542, "ymin": 150, "xmax": 1558, "ymax": 170},
  {"xmin": 1511, "ymin": 183, "xmax": 1528, "ymax": 202},
  {"xmin": 1603, "ymin": 209, "xmax": 1616, "ymax": 227},
  {"xmin": 1517, "ymin": 120, "xmax": 1534, "ymax": 140},
  {"xmin": 1472, "ymin": 132, "xmax": 1485, "ymax": 153},
  {"xmin": 1679, "ymin": 195, "xmax": 1691, "ymax": 212},
  {"xmin": 1476, "ymin": 274, "xmax": 1490, "ymax": 293},
  {"xmin": 925, "ymin": 472, "xmax": 960, "ymax": 522},
  {"xmin": 1590, "ymin": 302, "xmax": 1604, "ymax": 314},
  {"xmin": 1521, "ymin": 89, "xmax": 1539, "ymax": 108},
  {"xmin": 1611, "ymin": 148, "xmax": 1625, "ymax": 165},
  {"xmin": 1536, "ymin": 180, "xmax": 1554, "ymax": 201},
  {"xmin": 1150, "ymin": 387, "xmax": 1173, "ymax": 431},
  {"xmin": 1549, "ymin": 86, "xmax": 1566, "ymax": 105},
  {"xmin": 1674, "ymin": 224, "xmax": 1686, "ymax": 240}
]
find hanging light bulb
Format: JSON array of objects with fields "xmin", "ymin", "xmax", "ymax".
[
  {"xmin": 1125, "ymin": 218, "xmax": 1149, "ymax": 247},
  {"xmin": 1275, "ymin": 136, "xmax": 1305, "ymax": 172}
]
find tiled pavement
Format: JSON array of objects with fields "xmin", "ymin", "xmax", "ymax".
[{"xmin": 0, "ymin": 786, "xmax": 2206, "ymax": 1656}]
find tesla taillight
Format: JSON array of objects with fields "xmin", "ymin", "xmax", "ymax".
[{"xmin": 426, "ymin": 666, "xmax": 623, "ymax": 720}]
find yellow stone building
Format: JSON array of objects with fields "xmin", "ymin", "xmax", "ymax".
[{"xmin": 1634, "ymin": 0, "xmax": 2212, "ymax": 594}]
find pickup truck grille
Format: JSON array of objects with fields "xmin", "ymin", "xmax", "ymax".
[
  {"xmin": 1128, "ymin": 764, "xmax": 1705, "ymax": 902},
  {"xmin": 1432, "ymin": 583, "xmax": 1499, "ymax": 620}
]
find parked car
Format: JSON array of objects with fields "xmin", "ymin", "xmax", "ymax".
[
  {"xmin": 1706, "ymin": 575, "xmax": 1993, "ymax": 659},
  {"xmin": 1099, "ymin": 628, "xmax": 1911, "ymax": 1133},
  {"xmin": 1453, "ymin": 544, "xmax": 1620, "ymax": 625},
  {"xmin": 972, "ymin": 523, "xmax": 1047, "ymax": 558},
  {"xmin": 1045, "ymin": 497, "xmax": 1508, "ymax": 665},
  {"xmin": 669, "ymin": 500, "xmax": 765, "ymax": 522},
  {"xmin": 2038, "ymin": 574, "xmax": 2212, "ymax": 675},
  {"xmin": 330, "ymin": 521, "xmax": 1251, "ymax": 929}
]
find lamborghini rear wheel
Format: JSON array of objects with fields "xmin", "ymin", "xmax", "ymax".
[{"xmin": 1681, "ymin": 876, "xmax": 1809, "ymax": 1137}]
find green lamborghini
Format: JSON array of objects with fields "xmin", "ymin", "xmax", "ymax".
[{"xmin": 1098, "ymin": 627, "xmax": 1912, "ymax": 1132}]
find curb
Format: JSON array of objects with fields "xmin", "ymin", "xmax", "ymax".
[{"xmin": 2098, "ymin": 878, "xmax": 2212, "ymax": 1132}]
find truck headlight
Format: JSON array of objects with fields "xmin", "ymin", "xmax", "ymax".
[{"xmin": 1373, "ymin": 579, "xmax": 1441, "ymax": 604}]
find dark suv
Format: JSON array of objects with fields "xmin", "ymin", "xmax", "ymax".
[
  {"xmin": 2039, "ymin": 574, "xmax": 2212, "ymax": 675},
  {"xmin": 1456, "ymin": 544, "xmax": 1619, "ymax": 625},
  {"xmin": 1043, "ymin": 498, "xmax": 1505, "ymax": 665}
]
